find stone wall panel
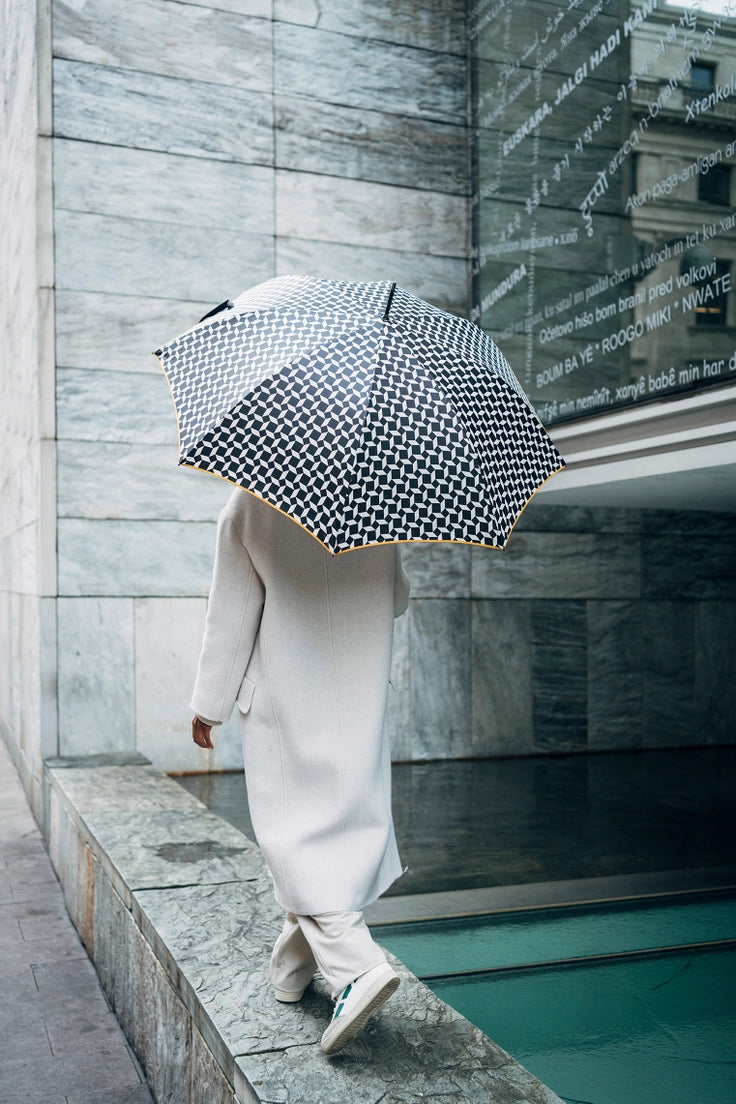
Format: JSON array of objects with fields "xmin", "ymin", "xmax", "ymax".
[
  {"xmin": 275, "ymin": 95, "xmax": 469, "ymax": 194},
  {"xmin": 471, "ymin": 599, "xmax": 533, "ymax": 757},
  {"xmin": 274, "ymin": 22, "xmax": 465, "ymax": 122},
  {"xmin": 56, "ymin": 291, "xmax": 212, "ymax": 374},
  {"xmin": 274, "ymin": 0, "xmax": 467, "ymax": 53},
  {"xmin": 55, "ymin": 210, "xmax": 274, "ymax": 299},
  {"xmin": 54, "ymin": 139, "xmax": 275, "ymax": 233},
  {"xmin": 57, "ymin": 369, "xmax": 176, "ymax": 444},
  {"xmin": 409, "ymin": 600, "xmax": 471, "ymax": 760},
  {"xmin": 58, "ymin": 519, "xmax": 220, "ymax": 597},
  {"xmin": 53, "ymin": 60, "xmax": 274, "ymax": 162},
  {"xmin": 57, "ymin": 597, "xmax": 136, "ymax": 756},
  {"xmin": 54, "ymin": 0, "xmax": 272, "ymax": 89}
]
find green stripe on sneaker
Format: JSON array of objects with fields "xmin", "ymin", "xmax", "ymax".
[{"xmin": 332, "ymin": 982, "xmax": 353, "ymax": 1020}]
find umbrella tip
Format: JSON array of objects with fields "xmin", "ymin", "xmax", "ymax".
[{"xmin": 383, "ymin": 282, "xmax": 397, "ymax": 322}]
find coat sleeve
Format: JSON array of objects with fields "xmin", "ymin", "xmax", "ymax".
[
  {"xmin": 190, "ymin": 510, "xmax": 265, "ymax": 725},
  {"xmin": 393, "ymin": 546, "xmax": 410, "ymax": 617}
]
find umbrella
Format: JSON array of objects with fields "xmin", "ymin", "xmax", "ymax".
[{"xmin": 155, "ymin": 274, "xmax": 564, "ymax": 554}]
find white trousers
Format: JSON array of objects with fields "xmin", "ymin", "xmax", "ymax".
[{"xmin": 291, "ymin": 911, "xmax": 387, "ymax": 999}]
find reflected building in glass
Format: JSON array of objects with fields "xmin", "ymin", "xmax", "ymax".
[{"xmin": 472, "ymin": 0, "xmax": 736, "ymax": 426}]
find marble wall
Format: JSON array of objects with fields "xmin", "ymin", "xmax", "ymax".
[
  {"xmin": 392, "ymin": 502, "xmax": 736, "ymax": 760},
  {"xmin": 0, "ymin": 0, "xmax": 56, "ymax": 816},
  {"xmin": 51, "ymin": 0, "xmax": 469, "ymax": 770}
]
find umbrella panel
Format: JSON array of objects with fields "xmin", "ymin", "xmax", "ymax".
[
  {"xmin": 184, "ymin": 333, "xmax": 379, "ymax": 551},
  {"xmin": 165, "ymin": 306, "xmax": 379, "ymax": 457},
  {"xmin": 338, "ymin": 342, "xmax": 509, "ymax": 552}
]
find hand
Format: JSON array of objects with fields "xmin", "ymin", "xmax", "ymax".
[{"xmin": 192, "ymin": 716, "xmax": 214, "ymax": 750}]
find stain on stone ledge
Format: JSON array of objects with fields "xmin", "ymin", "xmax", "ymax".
[{"xmin": 154, "ymin": 840, "xmax": 245, "ymax": 863}]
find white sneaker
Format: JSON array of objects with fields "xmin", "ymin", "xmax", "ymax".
[
  {"xmin": 320, "ymin": 963, "xmax": 400, "ymax": 1055},
  {"xmin": 270, "ymin": 915, "xmax": 317, "ymax": 1002}
]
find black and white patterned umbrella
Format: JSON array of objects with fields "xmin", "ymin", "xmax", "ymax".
[{"xmin": 155, "ymin": 275, "xmax": 564, "ymax": 554}]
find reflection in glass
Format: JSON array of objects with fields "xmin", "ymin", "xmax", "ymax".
[{"xmin": 471, "ymin": 0, "xmax": 736, "ymax": 425}]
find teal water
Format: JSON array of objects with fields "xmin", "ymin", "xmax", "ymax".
[
  {"xmin": 375, "ymin": 894, "xmax": 736, "ymax": 975},
  {"xmin": 375, "ymin": 894, "xmax": 736, "ymax": 1104}
]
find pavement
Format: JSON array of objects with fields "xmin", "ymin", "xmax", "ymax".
[{"xmin": 0, "ymin": 739, "xmax": 154, "ymax": 1104}]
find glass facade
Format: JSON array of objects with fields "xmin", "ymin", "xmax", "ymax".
[{"xmin": 470, "ymin": 0, "xmax": 736, "ymax": 426}]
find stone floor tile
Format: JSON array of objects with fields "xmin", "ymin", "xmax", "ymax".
[
  {"xmin": 0, "ymin": 922, "xmax": 91, "ymax": 968},
  {"xmin": 0, "ymin": 1015, "xmax": 53, "ymax": 1063},
  {"xmin": 0, "ymin": 817, "xmax": 42, "ymax": 845},
  {"xmin": 68, "ymin": 1087, "xmax": 155, "ymax": 1104},
  {"xmin": 18, "ymin": 908, "xmax": 79, "ymax": 943},
  {"xmin": 44, "ymin": 1008, "xmax": 136, "ymax": 1060},
  {"xmin": 0, "ymin": 742, "xmax": 154, "ymax": 1104}
]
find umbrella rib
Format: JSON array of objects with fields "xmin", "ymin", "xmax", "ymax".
[{"xmin": 383, "ymin": 282, "xmax": 397, "ymax": 322}]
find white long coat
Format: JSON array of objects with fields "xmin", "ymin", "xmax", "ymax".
[{"xmin": 191, "ymin": 490, "xmax": 410, "ymax": 915}]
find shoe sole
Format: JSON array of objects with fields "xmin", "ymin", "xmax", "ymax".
[
  {"xmin": 321, "ymin": 974, "xmax": 400, "ymax": 1056},
  {"xmin": 274, "ymin": 985, "xmax": 308, "ymax": 1002}
]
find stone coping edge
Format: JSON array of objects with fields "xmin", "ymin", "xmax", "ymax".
[{"xmin": 44, "ymin": 759, "xmax": 565, "ymax": 1104}]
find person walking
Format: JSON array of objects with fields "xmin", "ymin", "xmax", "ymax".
[{"xmin": 190, "ymin": 488, "xmax": 410, "ymax": 1055}]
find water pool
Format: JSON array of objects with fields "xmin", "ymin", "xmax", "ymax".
[{"xmin": 374, "ymin": 893, "xmax": 736, "ymax": 1104}]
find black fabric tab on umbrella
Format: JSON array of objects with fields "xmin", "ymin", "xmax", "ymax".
[{"xmin": 199, "ymin": 300, "xmax": 234, "ymax": 323}]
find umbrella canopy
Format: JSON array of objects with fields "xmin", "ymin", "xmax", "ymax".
[{"xmin": 155, "ymin": 275, "xmax": 564, "ymax": 554}]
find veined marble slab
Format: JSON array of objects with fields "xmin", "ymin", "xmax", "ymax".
[
  {"xmin": 57, "ymin": 518, "xmax": 220, "ymax": 596},
  {"xmin": 275, "ymin": 96, "xmax": 468, "ymax": 196},
  {"xmin": 410, "ymin": 600, "xmax": 472, "ymax": 761},
  {"xmin": 274, "ymin": 22, "xmax": 465, "ymax": 124},
  {"xmin": 53, "ymin": 60, "xmax": 274, "ymax": 163},
  {"xmin": 401, "ymin": 543, "xmax": 471, "ymax": 598},
  {"xmin": 189, "ymin": 0, "xmax": 270, "ymax": 14},
  {"xmin": 471, "ymin": 531, "xmax": 641, "ymax": 600},
  {"xmin": 1, "ymin": 522, "xmax": 40, "ymax": 597},
  {"xmin": 54, "ymin": 140, "xmax": 275, "ymax": 233},
  {"xmin": 387, "ymin": 609, "xmax": 411, "ymax": 763},
  {"xmin": 134, "ymin": 597, "xmax": 244, "ymax": 773},
  {"xmin": 57, "ymin": 597, "xmax": 136, "ymax": 756},
  {"xmin": 472, "ymin": 598, "xmax": 533, "ymax": 757},
  {"xmin": 276, "ymin": 239, "xmax": 468, "ymax": 315},
  {"xmin": 56, "ymin": 441, "xmax": 230, "ymax": 521},
  {"xmin": 531, "ymin": 600, "xmax": 588, "ymax": 753},
  {"xmin": 276, "ymin": 171, "xmax": 467, "ymax": 258},
  {"xmin": 695, "ymin": 601, "xmax": 736, "ymax": 744},
  {"xmin": 57, "ymin": 368, "xmax": 177, "ymax": 444},
  {"xmin": 56, "ymin": 291, "xmax": 215, "ymax": 374},
  {"xmin": 588, "ymin": 600, "xmax": 642, "ymax": 751},
  {"xmin": 55, "ymin": 210, "xmax": 274, "ymax": 300},
  {"xmin": 54, "ymin": 0, "xmax": 272, "ymax": 91},
  {"xmin": 274, "ymin": 0, "xmax": 467, "ymax": 54},
  {"xmin": 642, "ymin": 600, "xmax": 695, "ymax": 749},
  {"xmin": 50, "ymin": 762, "xmax": 208, "ymax": 815},
  {"xmin": 519, "ymin": 502, "xmax": 643, "ymax": 535},
  {"xmin": 642, "ymin": 534, "xmax": 736, "ymax": 601},
  {"xmin": 0, "ymin": 440, "xmax": 41, "ymax": 545}
]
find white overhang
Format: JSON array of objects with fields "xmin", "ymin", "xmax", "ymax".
[{"xmin": 540, "ymin": 383, "xmax": 736, "ymax": 512}]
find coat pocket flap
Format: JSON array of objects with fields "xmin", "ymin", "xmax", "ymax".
[{"xmin": 236, "ymin": 674, "xmax": 255, "ymax": 714}]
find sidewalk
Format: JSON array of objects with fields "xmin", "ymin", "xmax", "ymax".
[{"xmin": 0, "ymin": 740, "xmax": 153, "ymax": 1104}]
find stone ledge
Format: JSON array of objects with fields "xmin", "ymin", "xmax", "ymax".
[{"xmin": 45, "ymin": 759, "xmax": 564, "ymax": 1104}]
